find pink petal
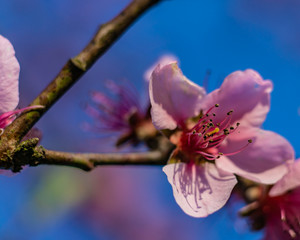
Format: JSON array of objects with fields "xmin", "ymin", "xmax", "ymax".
[
  {"xmin": 144, "ymin": 54, "xmax": 178, "ymax": 82},
  {"xmin": 0, "ymin": 35, "xmax": 20, "ymax": 114},
  {"xmin": 201, "ymin": 69, "xmax": 273, "ymax": 128},
  {"xmin": 216, "ymin": 129, "xmax": 294, "ymax": 184},
  {"xmin": 163, "ymin": 162, "xmax": 237, "ymax": 218},
  {"xmin": 269, "ymin": 159, "xmax": 300, "ymax": 197},
  {"xmin": 149, "ymin": 62, "xmax": 206, "ymax": 130}
]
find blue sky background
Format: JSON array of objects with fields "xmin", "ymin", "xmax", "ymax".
[{"xmin": 0, "ymin": 0, "xmax": 299, "ymax": 239}]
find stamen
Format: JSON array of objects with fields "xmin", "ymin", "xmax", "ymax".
[
  {"xmin": 288, "ymin": 229, "xmax": 296, "ymax": 239},
  {"xmin": 221, "ymin": 140, "xmax": 252, "ymax": 157},
  {"xmin": 227, "ymin": 110, "xmax": 234, "ymax": 115},
  {"xmin": 219, "ymin": 114, "xmax": 232, "ymax": 130},
  {"xmin": 280, "ymin": 207, "xmax": 297, "ymax": 238},
  {"xmin": 195, "ymin": 151, "xmax": 216, "ymax": 160},
  {"xmin": 280, "ymin": 207, "xmax": 286, "ymax": 222},
  {"xmin": 180, "ymin": 105, "xmax": 251, "ymax": 162},
  {"xmin": 204, "ymin": 104, "xmax": 220, "ymax": 115},
  {"xmin": 223, "ymin": 129, "xmax": 229, "ymax": 135}
]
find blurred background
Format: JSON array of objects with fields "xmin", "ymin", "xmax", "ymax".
[{"xmin": 0, "ymin": 0, "xmax": 299, "ymax": 239}]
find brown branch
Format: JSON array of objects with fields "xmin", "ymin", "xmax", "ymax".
[
  {"xmin": 17, "ymin": 137, "xmax": 174, "ymax": 172},
  {"xmin": 38, "ymin": 136, "xmax": 173, "ymax": 171},
  {"xmin": 0, "ymin": 0, "xmax": 161, "ymax": 167},
  {"xmin": 0, "ymin": 135, "xmax": 173, "ymax": 172},
  {"xmin": 72, "ymin": 0, "xmax": 161, "ymax": 71},
  {"xmin": 35, "ymin": 148, "xmax": 168, "ymax": 171}
]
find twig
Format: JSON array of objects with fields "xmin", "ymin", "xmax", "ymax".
[
  {"xmin": 36, "ymin": 136, "xmax": 172, "ymax": 171},
  {"xmin": 35, "ymin": 148, "xmax": 168, "ymax": 171},
  {"xmin": 16, "ymin": 137, "xmax": 173, "ymax": 172},
  {"xmin": 1, "ymin": 134, "xmax": 173, "ymax": 172}
]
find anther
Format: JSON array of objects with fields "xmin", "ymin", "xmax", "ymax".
[
  {"xmin": 212, "ymin": 113, "xmax": 216, "ymax": 116},
  {"xmin": 230, "ymin": 126, "xmax": 234, "ymax": 130},
  {"xmin": 215, "ymin": 104, "xmax": 219, "ymax": 107},
  {"xmin": 223, "ymin": 129, "xmax": 229, "ymax": 135},
  {"xmin": 192, "ymin": 130, "xmax": 196, "ymax": 134},
  {"xmin": 248, "ymin": 139, "xmax": 252, "ymax": 143},
  {"xmin": 236, "ymin": 122, "xmax": 240, "ymax": 126},
  {"xmin": 227, "ymin": 110, "xmax": 234, "ymax": 115}
]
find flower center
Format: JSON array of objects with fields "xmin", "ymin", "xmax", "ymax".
[{"xmin": 179, "ymin": 104, "xmax": 251, "ymax": 161}]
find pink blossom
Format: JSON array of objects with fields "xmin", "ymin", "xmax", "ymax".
[
  {"xmin": 249, "ymin": 159, "xmax": 300, "ymax": 240},
  {"xmin": 0, "ymin": 35, "xmax": 43, "ymax": 133},
  {"xmin": 149, "ymin": 62, "xmax": 294, "ymax": 217},
  {"xmin": 262, "ymin": 189, "xmax": 300, "ymax": 240}
]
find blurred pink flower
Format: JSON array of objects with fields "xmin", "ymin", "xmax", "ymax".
[
  {"xmin": 248, "ymin": 159, "xmax": 300, "ymax": 240},
  {"xmin": 84, "ymin": 79, "xmax": 158, "ymax": 148},
  {"xmin": 262, "ymin": 189, "xmax": 300, "ymax": 240},
  {"xmin": 149, "ymin": 62, "xmax": 294, "ymax": 217},
  {"xmin": 0, "ymin": 35, "xmax": 43, "ymax": 134},
  {"xmin": 85, "ymin": 80, "xmax": 145, "ymax": 133}
]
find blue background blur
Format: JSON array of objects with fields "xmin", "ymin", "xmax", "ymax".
[{"xmin": 0, "ymin": 0, "xmax": 299, "ymax": 239}]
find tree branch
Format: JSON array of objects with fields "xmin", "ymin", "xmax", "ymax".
[
  {"xmin": 35, "ymin": 148, "xmax": 168, "ymax": 171},
  {"xmin": 0, "ymin": 0, "xmax": 161, "ymax": 167},
  {"xmin": 16, "ymin": 137, "xmax": 174, "ymax": 172}
]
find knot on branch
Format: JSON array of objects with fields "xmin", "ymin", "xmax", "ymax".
[{"xmin": 0, "ymin": 138, "xmax": 44, "ymax": 172}]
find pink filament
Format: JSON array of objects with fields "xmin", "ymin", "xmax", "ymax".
[{"xmin": 180, "ymin": 105, "xmax": 250, "ymax": 161}]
